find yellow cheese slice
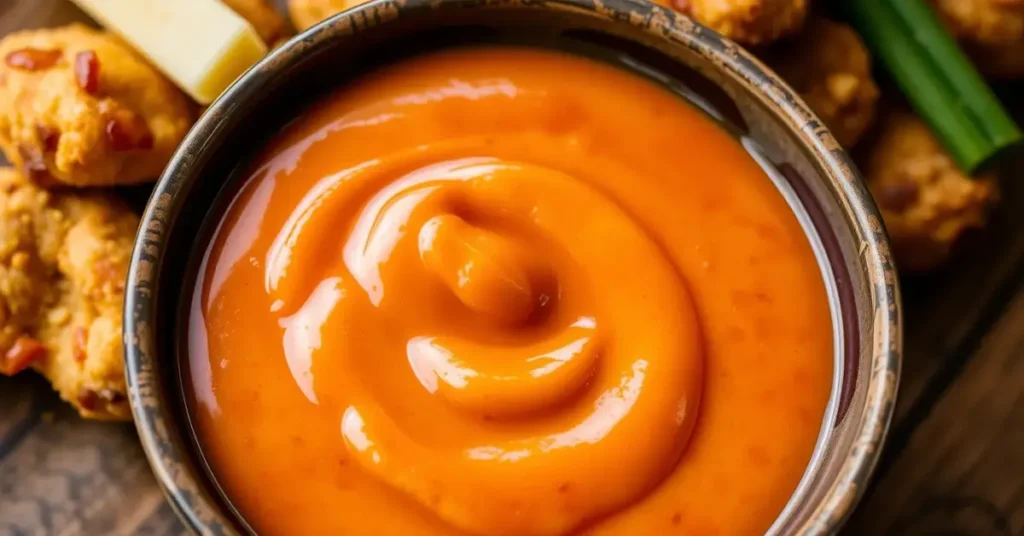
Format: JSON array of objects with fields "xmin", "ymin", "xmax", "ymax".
[{"xmin": 70, "ymin": 0, "xmax": 268, "ymax": 104}]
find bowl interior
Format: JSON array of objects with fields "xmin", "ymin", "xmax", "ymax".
[{"xmin": 125, "ymin": 1, "xmax": 900, "ymax": 534}]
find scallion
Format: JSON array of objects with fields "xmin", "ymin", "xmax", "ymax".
[{"xmin": 842, "ymin": 0, "xmax": 1022, "ymax": 173}]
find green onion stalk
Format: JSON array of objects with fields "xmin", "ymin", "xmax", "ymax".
[{"xmin": 843, "ymin": 0, "xmax": 1022, "ymax": 173}]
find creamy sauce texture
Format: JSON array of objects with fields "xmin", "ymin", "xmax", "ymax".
[{"xmin": 188, "ymin": 47, "xmax": 833, "ymax": 535}]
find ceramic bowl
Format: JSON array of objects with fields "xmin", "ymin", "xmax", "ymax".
[{"xmin": 124, "ymin": 0, "xmax": 901, "ymax": 533}]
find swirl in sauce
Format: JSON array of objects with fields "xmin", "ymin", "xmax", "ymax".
[{"xmin": 189, "ymin": 47, "xmax": 832, "ymax": 535}]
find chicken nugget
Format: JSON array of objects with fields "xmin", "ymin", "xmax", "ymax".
[
  {"xmin": 288, "ymin": 0, "xmax": 357, "ymax": 31},
  {"xmin": 0, "ymin": 24, "xmax": 194, "ymax": 187},
  {"xmin": 0, "ymin": 167, "xmax": 137, "ymax": 420},
  {"xmin": 221, "ymin": 0, "xmax": 292, "ymax": 46},
  {"xmin": 653, "ymin": 0, "xmax": 807, "ymax": 45},
  {"xmin": 860, "ymin": 112, "xmax": 998, "ymax": 272},
  {"xmin": 765, "ymin": 17, "xmax": 880, "ymax": 147},
  {"xmin": 291, "ymin": 0, "xmax": 806, "ymax": 44},
  {"xmin": 928, "ymin": 0, "xmax": 1024, "ymax": 78},
  {"xmin": 928, "ymin": 0, "xmax": 1024, "ymax": 45}
]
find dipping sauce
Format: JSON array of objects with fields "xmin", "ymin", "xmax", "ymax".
[{"xmin": 188, "ymin": 47, "xmax": 833, "ymax": 535}]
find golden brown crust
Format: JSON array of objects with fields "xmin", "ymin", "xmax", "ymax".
[
  {"xmin": 929, "ymin": 0, "xmax": 1024, "ymax": 44},
  {"xmin": 288, "ymin": 0, "xmax": 361, "ymax": 31},
  {"xmin": 860, "ymin": 112, "xmax": 998, "ymax": 272},
  {"xmin": 928, "ymin": 0, "xmax": 1024, "ymax": 78},
  {"xmin": 0, "ymin": 169, "xmax": 58, "ymax": 355},
  {"xmin": 765, "ymin": 17, "xmax": 880, "ymax": 148},
  {"xmin": 295, "ymin": 0, "xmax": 806, "ymax": 44},
  {"xmin": 0, "ymin": 167, "xmax": 137, "ymax": 420},
  {"xmin": 656, "ymin": 0, "xmax": 807, "ymax": 45},
  {"xmin": 0, "ymin": 24, "xmax": 194, "ymax": 187},
  {"xmin": 221, "ymin": 0, "xmax": 292, "ymax": 45}
]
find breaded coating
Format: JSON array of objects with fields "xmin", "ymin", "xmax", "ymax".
[
  {"xmin": 221, "ymin": 0, "xmax": 292, "ymax": 45},
  {"xmin": 288, "ymin": 0, "xmax": 356, "ymax": 31},
  {"xmin": 765, "ymin": 17, "xmax": 879, "ymax": 147},
  {"xmin": 928, "ymin": 0, "xmax": 1024, "ymax": 44},
  {"xmin": 860, "ymin": 112, "xmax": 998, "ymax": 272},
  {"xmin": 291, "ymin": 0, "xmax": 808, "ymax": 43},
  {"xmin": 0, "ymin": 24, "xmax": 194, "ymax": 187},
  {"xmin": 0, "ymin": 167, "xmax": 137, "ymax": 420},
  {"xmin": 928, "ymin": 0, "xmax": 1024, "ymax": 78},
  {"xmin": 652, "ymin": 0, "xmax": 807, "ymax": 45}
]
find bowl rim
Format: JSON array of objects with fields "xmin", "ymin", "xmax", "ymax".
[{"xmin": 124, "ymin": 0, "xmax": 901, "ymax": 534}]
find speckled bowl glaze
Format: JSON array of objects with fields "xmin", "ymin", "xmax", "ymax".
[{"xmin": 124, "ymin": 0, "xmax": 901, "ymax": 534}]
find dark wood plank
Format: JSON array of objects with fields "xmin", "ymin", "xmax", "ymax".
[
  {"xmin": 1, "ymin": 1, "xmax": 1022, "ymax": 534},
  {"xmin": 846, "ymin": 287, "xmax": 1024, "ymax": 535},
  {"xmin": 0, "ymin": 403, "xmax": 179, "ymax": 536},
  {"xmin": 0, "ymin": 377, "xmax": 43, "ymax": 456}
]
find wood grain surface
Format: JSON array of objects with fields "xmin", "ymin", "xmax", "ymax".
[
  {"xmin": 847, "ymin": 290, "xmax": 1024, "ymax": 535},
  {"xmin": 1, "ymin": 1, "xmax": 1022, "ymax": 535},
  {"xmin": 0, "ymin": 384, "xmax": 178, "ymax": 536}
]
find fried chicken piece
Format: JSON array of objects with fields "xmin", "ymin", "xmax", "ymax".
[
  {"xmin": 291, "ymin": 0, "xmax": 807, "ymax": 44},
  {"xmin": 288, "ymin": 0, "xmax": 357, "ymax": 31},
  {"xmin": 860, "ymin": 112, "xmax": 998, "ymax": 271},
  {"xmin": 221, "ymin": 0, "xmax": 292, "ymax": 45},
  {"xmin": 928, "ymin": 0, "xmax": 1024, "ymax": 78},
  {"xmin": 0, "ymin": 167, "xmax": 136, "ymax": 420},
  {"xmin": 765, "ymin": 17, "xmax": 880, "ymax": 147},
  {"xmin": 929, "ymin": 0, "xmax": 1024, "ymax": 44},
  {"xmin": 652, "ymin": 0, "xmax": 807, "ymax": 45},
  {"xmin": 0, "ymin": 24, "xmax": 194, "ymax": 187}
]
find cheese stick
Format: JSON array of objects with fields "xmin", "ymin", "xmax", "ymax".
[{"xmin": 70, "ymin": 0, "xmax": 268, "ymax": 104}]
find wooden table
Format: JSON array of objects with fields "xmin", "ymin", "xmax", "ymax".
[{"xmin": 1, "ymin": 1, "xmax": 1022, "ymax": 535}]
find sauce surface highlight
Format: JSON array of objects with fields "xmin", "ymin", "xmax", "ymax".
[{"xmin": 188, "ymin": 47, "xmax": 833, "ymax": 535}]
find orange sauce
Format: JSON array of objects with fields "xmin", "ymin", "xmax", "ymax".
[{"xmin": 188, "ymin": 47, "xmax": 833, "ymax": 535}]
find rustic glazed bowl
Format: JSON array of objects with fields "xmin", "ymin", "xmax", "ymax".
[{"xmin": 124, "ymin": 0, "xmax": 901, "ymax": 533}]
